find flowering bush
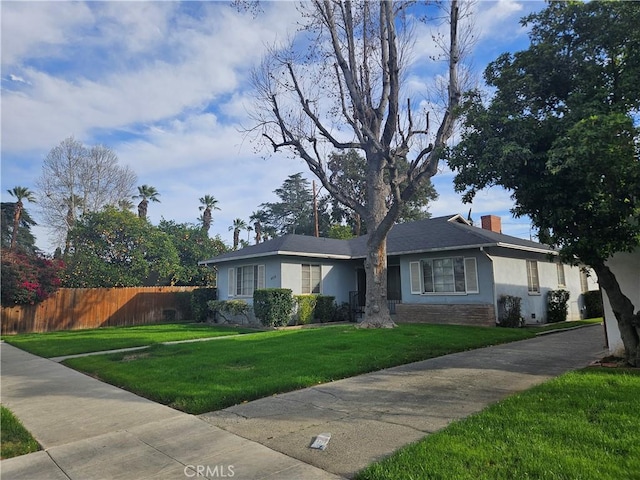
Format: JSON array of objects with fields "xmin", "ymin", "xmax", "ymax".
[{"xmin": 1, "ymin": 251, "xmax": 64, "ymax": 306}]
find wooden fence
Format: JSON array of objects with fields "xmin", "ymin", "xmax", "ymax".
[{"xmin": 1, "ymin": 287, "xmax": 201, "ymax": 335}]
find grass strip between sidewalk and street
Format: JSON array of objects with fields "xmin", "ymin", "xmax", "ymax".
[
  {"xmin": 356, "ymin": 367, "xmax": 640, "ymax": 480},
  {"xmin": 62, "ymin": 324, "xmax": 535, "ymax": 414},
  {"xmin": 1, "ymin": 323, "xmax": 255, "ymax": 357},
  {"xmin": 1, "ymin": 405, "xmax": 41, "ymax": 460}
]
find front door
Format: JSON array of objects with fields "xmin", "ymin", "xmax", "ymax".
[{"xmin": 355, "ymin": 265, "xmax": 401, "ymax": 301}]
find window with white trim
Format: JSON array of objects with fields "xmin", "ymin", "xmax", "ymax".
[
  {"xmin": 556, "ymin": 263, "xmax": 566, "ymax": 287},
  {"xmin": 409, "ymin": 257, "xmax": 478, "ymax": 294},
  {"xmin": 228, "ymin": 265, "xmax": 265, "ymax": 297},
  {"xmin": 580, "ymin": 270, "xmax": 589, "ymax": 293},
  {"xmin": 301, "ymin": 264, "xmax": 321, "ymax": 294},
  {"xmin": 526, "ymin": 260, "xmax": 540, "ymax": 294}
]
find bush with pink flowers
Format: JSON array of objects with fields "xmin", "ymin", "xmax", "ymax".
[{"xmin": 1, "ymin": 251, "xmax": 64, "ymax": 306}]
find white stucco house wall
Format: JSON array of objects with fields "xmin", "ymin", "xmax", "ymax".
[
  {"xmin": 200, "ymin": 214, "xmax": 596, "ymax": 326},
  {"xmin": 601, "ymin": 249, "xmax": 640, "ymax": 356}
]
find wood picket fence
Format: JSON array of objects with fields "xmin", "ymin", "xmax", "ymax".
[{"xmin": 1, "ymin": 287, "xmax": 201, "ymax": 335}]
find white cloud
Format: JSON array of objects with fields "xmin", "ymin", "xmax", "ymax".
[
  {"xmin": 1, "ymin": 1, "xmax": 94, "ymax": 66},
  {"xmin": 8, "ymin": 74, "xmax": 28, "ymax": 84},
  {"xmin": 1, "ymin": 1, "xmax": 540, "ymax": 252}
]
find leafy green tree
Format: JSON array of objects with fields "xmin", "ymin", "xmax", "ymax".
[
  {"xmin": 134, "ymin": 185, "xmax": 160, "ymax": 220},
  {"xmin": 327, "ymin": 224, "xmax": 355, "ymax": 240},
  {"xmin": 6, "ymin": 187, "xmax": 36, "ymax": 251},
  {"xmin": 198, "ymin": 195, "xmax": 220, "ymax": 234},
  {"xmin": 158, "ymin": 220, "xmax": 228, "ymax": 286},
  {"xmin": 1, "ymin": 202, "xmax": 37, "ymax": 255},
  {"xmin": 63, "ymin": 207, "xmax": 180, "ymax": 287},
  {"xmin": 448, "ymin": 1, "xmax": 640, "ymax": 364},
  {"xmin": 257, "ymin": 173, "xmax": 316, "ymax": 236},
  {"xmin": 328, "ymin": 150, "xmax": 438, "ymax": 235}
]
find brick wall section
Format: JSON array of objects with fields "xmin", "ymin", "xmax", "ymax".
[{"xmin": 395, "ymin": 303, "xmax": 496, "ymax": 327}]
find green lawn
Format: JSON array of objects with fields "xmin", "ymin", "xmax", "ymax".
[
  {"xmin": 63, "ymin": 324, "xmax": 535, "ymax": 414},
  {"xmin": 531, "ymin": 318, "xmax": 603, "ymax": 333},
  {"xmin": 1, "ymin": 406, "xmax": 40, "ymax": 459},
  {"xmin": 356, "ymin": 367, "xmax": 640, "ymax": 480},
  {"xmin": 1, "ymin": 323, "xmax": 255, "ymax": 357}
]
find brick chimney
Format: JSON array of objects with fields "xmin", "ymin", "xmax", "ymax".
[{"xmin": 481, "ymin": 215, "xmax": 502, "ymax": 233}]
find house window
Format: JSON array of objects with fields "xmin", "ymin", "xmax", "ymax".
[
  {"xmin": 580, "ymin": 270, "xmax": 589, "ymax": 293},
  {"xmin": 410, "ymin": 257, "xmax": 478, "ymax": 294},
  {"xmin": 228, "ymin": 265, "xmax": 265, "ymax": 297},
  {"xmin": 556, "ymin": 263, "xmax": 566, "ymax": 287},
  {"xmin": 301, "ymin": 264, "xmax": 321, "ymax": 294},
  {"xmin": 526, "ymin": 260, "xmax": 540, "ymax": 294}
]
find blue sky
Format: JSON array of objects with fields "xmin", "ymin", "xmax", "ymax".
[{"xmin": 1, "ymin": 0, "xmax": 545, "ymax": 253}]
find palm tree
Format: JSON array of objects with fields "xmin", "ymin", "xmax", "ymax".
[
  {"xmin": 228, "ymin": 218, "xmax": 247, "ymax": 251},
  {"xmin": 117, "ymin": 198, "xmax": 134, "ymax": 211},
  {"xmin": 198, "ymin": 195, "xmax": 220, "ymax": 234},
  {"xmin": 249, "ymin": 211, "xmax": 263, "ymax": 244},
  {"xmin": 7, "ymin": 186, "xmax": 36, "ymax": 251},
  {"xmin": 133, "ymin": 185, "xmax": 160, "ymax": 220}
]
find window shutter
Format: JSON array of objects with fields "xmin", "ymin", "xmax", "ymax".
[
  {"xmin": 410, "ymin": 262, "xmax": 422, "ymax": 294},
  {"xmin": 257, "ymin": 265, "xmax": 265, "ymax": 290},
  {"xmin": 464, "ymin": 258, "xmax": 479, "ymax": 293},
  {"xmin": 228, "ymin": 268, "xmax": 235, "ymax": 297}
]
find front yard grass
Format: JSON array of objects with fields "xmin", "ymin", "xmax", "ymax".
[
  {"xmin": 356, "ymin": 367, "xmax": 640, "ymax": 480},
  {"xmin": 1, "ymin": 405, "xmax": 41, "ymax": 459},
  {"xmin": 532, "ymin": 318, "xmax": 603, "ymax": 333},
  {"xmin": 1, "ymin": 323, "xmax": 255, "ymax": 357},
  {"xmin": 63, "ymin": 324, "xmax": 535, "ymax": 414}
]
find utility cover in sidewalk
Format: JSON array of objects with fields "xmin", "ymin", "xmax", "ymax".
[{"xmin": 310, "ymin": 433, "xmax": 331, "ymax": 450}]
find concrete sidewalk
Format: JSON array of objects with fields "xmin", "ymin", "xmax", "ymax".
[
  {"xmin": 1, "ymin": 326, "xmax": 605, "ymax": 479},
  {"xmin": 0, "ymin": 343, "xmax": 340, "ymax": 480}
]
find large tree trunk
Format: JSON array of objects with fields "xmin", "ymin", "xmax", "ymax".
[
  {"xmin": 360, "ymin": 235, "xmax": 395, "ymax": 328},
  {"xmin": 359, "ymin": 162, "xmax": 395, "ymax": 329},
  {"xmin": 593, "ymin": 262, "xmax": 640, "ymax": 366},
  {"xmin": 138, "ymin": 199, "xmax": 148, "ymax": 219},
  {"xmin": 202, "ymin": 208, "xmax": 212, "ymax": 233},
  {"xmin": 10, "ymin": 201, "xmax": 22, "ymax": 250}
]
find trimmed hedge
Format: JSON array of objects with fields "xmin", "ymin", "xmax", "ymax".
[
  {"xmin": 583, "ymin": 290, "xmax": 603, "ymax": 319},
  {"xmin": 207, "ymin": 299, "xmax": 250, "ymax": 323},
  {"xmin": 498, "ymin": 295, "xmax": 524, "ymax": 328},
  {"xmin": 314, "ymin": 295, "xmax": 336, "ymax": 322},
  {"xmin": 190, "ymin": 288, "xmax": 218, "ymax": 322},
  {"xmin": 547, "ymin": 289, "xmax": 570, "ymax": 323},
  {"xmin": 253, "ymin": 289, "xmax": 293, "ymax": 327},
  {"xmin": 294, "ymin": 295, "xmax": 317, "ymax": 325}
]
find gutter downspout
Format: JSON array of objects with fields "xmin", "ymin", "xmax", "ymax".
[{"xmin": 480, "ymin": 247, "xmax": 498, "ymax": 325}]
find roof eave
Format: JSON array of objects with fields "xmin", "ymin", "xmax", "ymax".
[
  {"xmin": 384, "ymin": 242, "xmax": 556, "ymax": 258},
  {"xmin": 198, "ymin": 240, "xmax": 555, "ymax": 266},
  {"xmin": 198, "ymin": 249, "xmax": 353, "ymax": 266}
]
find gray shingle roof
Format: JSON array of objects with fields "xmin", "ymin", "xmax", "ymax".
[{"xmin": 199, "ymin": 214, "xmax": 554, "ymax": 265}]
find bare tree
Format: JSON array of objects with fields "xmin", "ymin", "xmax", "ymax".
[
  {"xmin": 248, "ymin": 1, "xmax": 463, "ymax": 327},
  {"xmin": 36, "ymin": 137, "xmax": 137, "ymax": 249}
]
